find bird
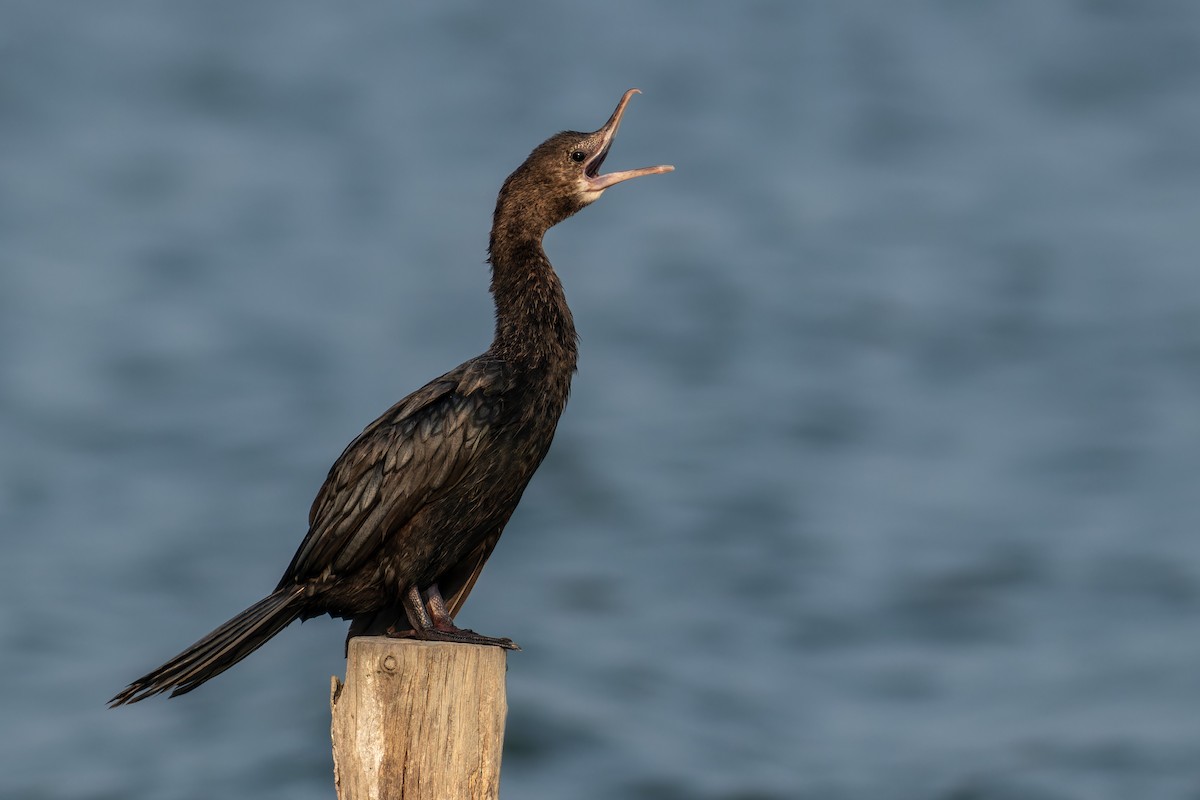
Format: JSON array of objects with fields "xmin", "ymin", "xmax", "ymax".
[{"xmin": 109, "ymin": 89, "xmax": 673, "ymax": 705}]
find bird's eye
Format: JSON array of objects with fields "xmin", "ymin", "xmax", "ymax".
[{"xmin": 570, "ymin": 150, "xmax": 587, "ymax": 163}]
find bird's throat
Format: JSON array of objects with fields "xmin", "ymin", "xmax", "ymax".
[{"xmin": 488, "ymin": 237, "xmax": 578, "ymax": 370}]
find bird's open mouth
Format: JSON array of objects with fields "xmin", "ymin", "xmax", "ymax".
[
  {"xmin": 582, "ymin": 89, "xmax": 673, "ymax": 193},
  {"xmin": 584, "ymin": 148, "xmax": 609, "ymax": 180}
]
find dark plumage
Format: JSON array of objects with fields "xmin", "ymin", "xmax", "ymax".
[{"xmin": 110, "ymin": 89, "xmax": 672, "ymax": 705}]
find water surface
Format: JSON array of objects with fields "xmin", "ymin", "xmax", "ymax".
[{"xmin": 3, "ymin": 3, "xmax": 1200, "ymax": 798}]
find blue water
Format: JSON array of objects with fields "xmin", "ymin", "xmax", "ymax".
[{"xmin": 4, "ymin": 2, "xmax": 1200, "ymax": 798}]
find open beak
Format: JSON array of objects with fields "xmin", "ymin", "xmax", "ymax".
[{"xmin": 584, "ymin": 89, "xmax": 674, "ymax": 192}]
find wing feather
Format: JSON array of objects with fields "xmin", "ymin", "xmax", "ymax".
[{"xmin": 280, "ymin": 361, "xmax": 506, "ymax": 586}]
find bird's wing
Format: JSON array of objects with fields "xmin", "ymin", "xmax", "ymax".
[
  {"xmin": 279, "ymin": 359, "xmax": 506, "ymax": 585},
  {"xmin": 441, "ymin": 529, "xmax": 505, "ymax": 617}
]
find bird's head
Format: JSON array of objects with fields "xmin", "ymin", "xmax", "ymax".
[{"xmin": 494, "ymin": 89, "xmax": 674, "ymax": 238}]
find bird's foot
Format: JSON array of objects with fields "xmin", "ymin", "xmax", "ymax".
[
  {"xmin": 394, "ymin": 583, "xmax": 519, "ymax": 648},
  {"xmin": 383, "ymin": 621, "xmax": 517, "ymax": 650},
  {"xmin": 415, "ymin": 625, "xmax": 520, "ymax": 650}
]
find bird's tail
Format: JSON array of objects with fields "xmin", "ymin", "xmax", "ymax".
[{"xmin": 109, "ymin": 585, "xmax": 306, "ymax": 706}]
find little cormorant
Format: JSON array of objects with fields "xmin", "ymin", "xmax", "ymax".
[{"xmin": 109, "ymin": 89, "xmax": 672, "ymax": 705}]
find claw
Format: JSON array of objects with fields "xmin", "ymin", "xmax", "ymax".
[{"xmin": 414, "ymin": 626, "xmax": 520, "ymax": 650}]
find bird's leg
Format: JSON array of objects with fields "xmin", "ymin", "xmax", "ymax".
[
  {"xmin": 387, "ymin": 583, "xmax": 518, "ymax": 649},
  {"xmin": 409, "ymin": 583, "xmax": 520, "ymax": 650},
  {"xmin": 381, "ymin": 585, "xmax": 431, "ymax": 640},
  {"xmin": 424, "ymin": 585, "xmax": 461, "ymax": 631}
]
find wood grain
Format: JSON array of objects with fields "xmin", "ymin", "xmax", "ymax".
[{"xmin": 331, "ymin": 638, "xmax": 508, "ymax": 800}]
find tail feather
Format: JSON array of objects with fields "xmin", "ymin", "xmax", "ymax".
[{"xmin": 109, "ymin": 586, "xmax": 306, "ymax": 706}]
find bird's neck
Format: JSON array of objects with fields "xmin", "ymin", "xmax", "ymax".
[{"xmin": 487, "ymin": 228, "xmax": 578, "ymax": 372}]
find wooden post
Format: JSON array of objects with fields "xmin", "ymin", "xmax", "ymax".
[{"xmin": 330, "ymin": 638, "xmax": 508, "ymax": 800}]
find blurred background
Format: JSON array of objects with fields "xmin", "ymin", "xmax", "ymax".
[{"xmin": 3, "ymin": 2, "xmax": 1200, "ymax": 798}]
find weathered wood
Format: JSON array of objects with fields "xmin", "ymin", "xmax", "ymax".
[{"xmin": 330, "ymin": 638, "xmax": 508, "ymax": 800}]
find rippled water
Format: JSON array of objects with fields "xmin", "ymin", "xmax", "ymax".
[{"xmin": 4, "ymin": 3, "xmax": 1200, "ymax": 799}]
